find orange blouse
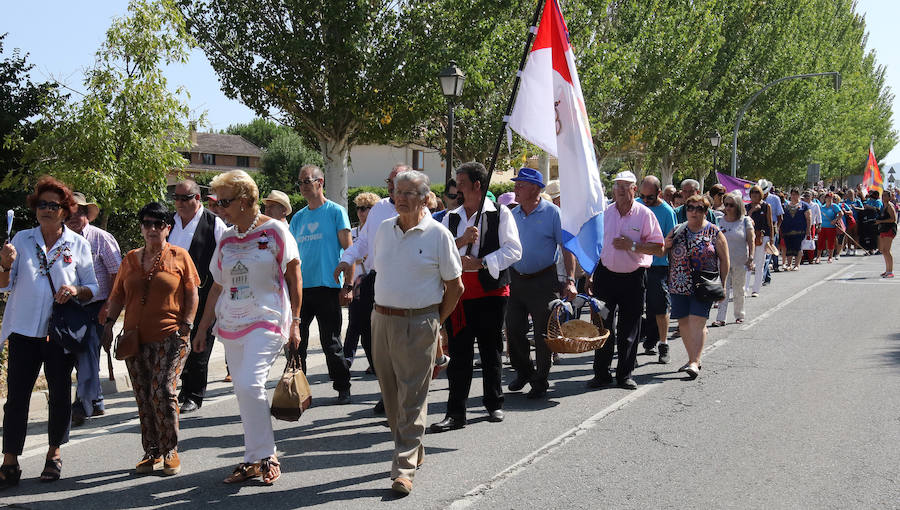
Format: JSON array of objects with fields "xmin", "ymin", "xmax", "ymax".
[{"xmin": 109, "ymin": 244, "xmax": 200, "ymax": 344}]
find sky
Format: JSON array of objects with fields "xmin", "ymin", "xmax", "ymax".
[{"xmin": 4, "ymin": 1, "xmax": 900, "ymax": 166}]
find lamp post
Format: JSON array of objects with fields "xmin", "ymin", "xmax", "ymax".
[
  {"xmin": 730, "ymin": 72, "xmax": 841, "ymax": 176},
  {"xmin": 709, "ymin": 130, "xmax": 722, "ymax": 175},
  {"xmin": 438, "ymin": 61, "xmax": 466, "ymax": 187}
]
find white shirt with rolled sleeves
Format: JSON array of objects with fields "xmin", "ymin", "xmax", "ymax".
[
  {"xmin": 0, "ymin": 226, "xmax": 100, "ymax": 343},
  {"xmin": 441, "ymin": 201, "xmax": 522, "ymax": 278},
  {"xmin": 340, "ymin": 197, "xmax": 396, "ymax": 273},
  {"xmin": 373, "ymin": 213, "xmax": 462, "ymax": 309},
  {"xmin": 168, "ymin": 206, "xmax": 226, "ymax": 250}
]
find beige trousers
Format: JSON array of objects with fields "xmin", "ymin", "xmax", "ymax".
[{"xmin": 371, "ymin": 308, "xmax": 439, "ymax": 481}]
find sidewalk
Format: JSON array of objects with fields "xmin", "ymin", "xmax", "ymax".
[{"xmin": 0, "ymin": 308, "xmax": 355, "ymax": 455}]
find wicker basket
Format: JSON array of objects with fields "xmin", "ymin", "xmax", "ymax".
[{"xmin": 545, "ymin": 302, "xmax": 610, "ymax": 354}]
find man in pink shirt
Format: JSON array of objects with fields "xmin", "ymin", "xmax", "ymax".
[{"xmin": 587, "ymin": 171, "xmax": 664, "ymax": 390}]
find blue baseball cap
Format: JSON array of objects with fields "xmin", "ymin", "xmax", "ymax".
[{"xmin": 511, "ymin": 167, "xmax": 545, "ymax": 188}]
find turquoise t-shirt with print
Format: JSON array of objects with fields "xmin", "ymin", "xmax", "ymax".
[{"xmin": 289, "ymin": 200, "xmax": 351, "ymax": 288}]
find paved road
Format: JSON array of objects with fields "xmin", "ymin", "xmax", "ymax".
[{"xmin": 1, "ymin": 249, "xmax": 898, "ymax": 509}]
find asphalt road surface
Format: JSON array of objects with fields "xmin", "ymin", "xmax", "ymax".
[{"xmin": 1, "ymin": 248, "xmax": 898, "ymax": 509}]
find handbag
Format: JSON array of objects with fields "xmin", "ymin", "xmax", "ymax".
[
  {"xmin": 41, "ymin": 250, "xmax": 90, "ymax": 352},
  {"xmin": 113, "ymin": 329, "xmax": 139, "ymax": 360},
  {"xmin": 692, "ymin": 270, "xmax": 726, "ymax": 303},
  {"xmin": 801, "ymin": 237, "xmax": 816, "ymax": 251},
  {"xmin": 271, "ymin": 347, "xmax": 312, "ymax": 421}
]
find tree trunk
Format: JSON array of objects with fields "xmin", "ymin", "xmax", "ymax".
[
  {"xmin": 695, "ymin": 168, "xmax": 710, "ymax": 192},
  {"xmin": 538, "ymin": 151, "xmax": 551, "ymax": 183},
  {"xmin": 659, "ymin": 154, "xmax": 676, "ymax": 187},
  {"xmin": 319, "ymin": 137, "xmax": 350, "ymax": 209}
]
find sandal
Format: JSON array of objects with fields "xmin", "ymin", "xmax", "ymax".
[
  {"xmin": 260, "ymin": 456, "xmax": 281, "ymax": 485},
  {"xmin": 0, "ymin": 464, "xmax": 22, "ymax": 490},
  {"xmin": 710, "ymin": 321, "xmax": 726, "ymax": 327},
  {"xmin": 735, "ymin": 318, "xmax": 744, "ymax": 324},
  {"xmin": 223, "ymin": 462, "xmax": 261, "ymax": 484},
  {"xmin": 40, "ymin": 457, "xmax": 62, "ymax": 482}
]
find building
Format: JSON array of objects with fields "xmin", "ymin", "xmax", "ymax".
[{"xmin": 168, "ymin": 131, "xmax": 264, "ymax": 185}]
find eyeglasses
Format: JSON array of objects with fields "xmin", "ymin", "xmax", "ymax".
[
  {"xmin": 444, "ymin": 193, "xmax": 458, "ymax": 199},
  {"xmin": 384, "ymin": 178, "xmax": 394, "ymax": 185},
  {"xmin": 685, "ymin": 204, "xmax": 708, "ymax": 213},
  {"xmin": 37, "ymin": 200, "xmax": 62, "ymax": 211},
  {"xmin": 298, "ymin": 178, "xmax": 319, "ymax": 186},
  {"xmin": 356, "ymin": 206, "xmax": 371, "ymax": 211},
  {"xmin": 723, "ymin": 202, "xmax": 737, "ymax": 208},
  {"xmin": 173, "ymin": 193, "xmax": 196, "ymax": 202},
  {"xmin": 216, "ymin": 197, "xmax": 237, "ymax": 209},
  {"xmin": 141, "ymin": 219, "xmax": 167, "ymax": 230}
]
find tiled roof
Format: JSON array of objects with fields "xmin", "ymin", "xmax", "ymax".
[{"xmin": 189, "ymin": 133, "xmax": 263, "ymax": 157}]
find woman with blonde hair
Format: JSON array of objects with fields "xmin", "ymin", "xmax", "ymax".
[
  {"xmin": 711, "ymin": 191, "xmax": 753, "ymax": 326},
  {"xmin": 343, "ymin": 191, "xmax": 380, "ymax": 370},
  {"xmin": 192, "ymin": 170, "xmax": 302, "ymax": 485}
]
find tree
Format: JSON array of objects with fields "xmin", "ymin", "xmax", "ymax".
[
  {"xmin": 260, "ymin": 129, "xmax": 323, "ymax": 193},
  {"xmin": 224, "ymin": 117, "xmax": 292, "ymax": 149},
  {"xmin": 4, "ymin": 0, "xmax": 194, "ymax": 225},
  {"xmin": 0, "ymin": 33, "xmax": 56, "ymax": 218},
  {"xmin": 179, "ymin": 0, "xmax": 446, "ymax": 207}
]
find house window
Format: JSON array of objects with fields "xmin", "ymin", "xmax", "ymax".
[
  {"xmin": 236, "ymin": 156, "xmax": 249, "ymax": 167},
  {"xmin": 181, "ymin": 152, "xmax": 192, "ymax": 162},
  {"xmin": 412, "ymin": 149, "xmax": 424, "ymax": 170},
  {"xmin": 201, "ymin": 153, "xmax": 216, "ymax": 165}
]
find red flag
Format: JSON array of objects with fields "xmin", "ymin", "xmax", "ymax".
[{"xmin": 862, "ymin": 143, "xmax": 883, "ymax": 195}]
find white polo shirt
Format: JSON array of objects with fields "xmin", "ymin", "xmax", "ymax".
[{"xmin": 373, "ymin": 212, "xmax": 462, "ymax": 309}]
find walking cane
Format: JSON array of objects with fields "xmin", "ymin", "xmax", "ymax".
[
  {"xmin": 107, "ymin": 348, "xmax": 115, "ymax": 381},
  {"xmin": 836, "ymin": 222, "xmax": 865, "ymax": 250}
]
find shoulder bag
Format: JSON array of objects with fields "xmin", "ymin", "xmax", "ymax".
[
  {"xmin": 40, "ymin": 246, "xmax": 90, "ymax": 352},
  {"xmin": 114, "ymin": 249, "xmax": 164, "ymax": 360},
  {"xmin": 674, "ymin": 223, "xmax": 725, "ymax": 303}
]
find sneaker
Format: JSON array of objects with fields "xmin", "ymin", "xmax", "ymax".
[
  {"xmin": 658, "ymin": 343, "xmax": 670, "ymax": 364},
  {"xmin": 617, "ymin": 378, "xmax": 638, "ymax": 390},
  {"xmin": 136, "ymin": 454, "xmax": 163, "ymax": 474},
  {"xmin": 162, "ymin": 451, "xmax": 181, "ymax": 476},
  {"xmin": 883, "ymin": 272, "xmax": 894, "ymax": 279}
]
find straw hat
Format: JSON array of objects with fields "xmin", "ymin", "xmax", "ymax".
[
  {"xmin": 71, "ymin": 192, "xmax": 100, "ymax": 222},
  {"xmin": 545, "ymin": 180, "xmax": 561, "ymax": 200},
  {"xmin": 263, "ymin": 190, "xmax": 292, "ymax": 215}
]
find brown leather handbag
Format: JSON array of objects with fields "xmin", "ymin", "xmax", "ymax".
[{"xmin": 114, "ymin": 329, "xmax": 139, "ymax": 360}]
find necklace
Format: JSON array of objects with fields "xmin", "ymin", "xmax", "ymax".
[
  {"xmin": 235, "ymin": 212, "xmax": 260, "ymax": 239},
  {"xmin": 35, "ymin": 243, "xmax": 66, "ymax": 276},
  {"xmin": 141, "ymin": 244, "xmax": 166, "ymax": 305}
]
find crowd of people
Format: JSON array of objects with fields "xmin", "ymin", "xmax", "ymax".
[{"xmin": 0, "ymin": 165, "xmax": 896, "ymax": 495}]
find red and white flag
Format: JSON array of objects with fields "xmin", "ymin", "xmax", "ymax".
[{"xmin": 508, "ymin": 0, "xmax": 604, "ymax": 271}]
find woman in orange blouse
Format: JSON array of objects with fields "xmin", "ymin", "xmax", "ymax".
[{"xmin": 101, "ymin": 202, "xmax": 199, "ymax": 477}]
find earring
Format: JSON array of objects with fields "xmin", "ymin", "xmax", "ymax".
[{"xmin": 241, "ymin": 207, "xmax": 245, "ymax": 212}]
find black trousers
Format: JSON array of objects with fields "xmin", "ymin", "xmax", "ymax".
[
  {"xmin": 591, "ymin": 262, "xmax": 646, "ymax": 382},
  {"xmin": 299, "ymin": 286, "xmax": 351, "ymax": 391},
  {"xmin": 506, "ymin": 269, "xmax": 557, "ymax": 389},
  {"xmin": 446, "ymin": 296, "xmax": 507, "ymax": 418},
  {"xmin": 342, "ymin": 271, "xmax": 375, "ymax": 370},
  {"xmin": 3, "ymin": 333, "xmax": 76, "ymax": 455},
  {"xmin": 178, "ymin": 324, "xmax": 215, "ymax": 407}
]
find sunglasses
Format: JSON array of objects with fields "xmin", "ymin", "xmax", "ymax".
[
  {"xmin": 299, "ymin": 178, "xmax": 319, "ymax": 186},
  {"xmin": 685, "ymin": 204, "xmax": 708, "ymax": 213},
  {"xmin": 173, "ymin": 193, "xmax": 196, "ymax": 202},
  {"xmin": 141, "ymin": 219, "xmax": 167, "ymax": 230},
  {"xmin": 444, "ymin": 193, "xmax": 458, "ymax": 199},
  {"xmin": 639, "ymin": 194, "xmax": 657, "ymax": 201},
  {"xmin": 384, "ymin": 178, "xmax": 393, "ymax": 185},
  {"xmin": 357, "ymin": 206, "xmax": 371, "ymax": 212},
  {"xmin": 37, "ymin": 200, "xmax": 63, "ymax": 211},
  {"xmin": 723, "ymin": 202, "xmax": 737, "ymax": 208},
  {"xmin": 216, "ymin": 197, "xmax": 237, "ymax": 208}
]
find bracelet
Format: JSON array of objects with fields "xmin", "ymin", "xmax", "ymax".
[
  {"xmin": 292, "ymin": 316, "xmax": 302, "ymax": 322},
  {"xmin": 343, "ymin": 284, "xmax": 353, "ymax": 291}
]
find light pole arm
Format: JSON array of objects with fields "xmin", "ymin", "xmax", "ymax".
[{"xmin": 730, "ymin": 72, "xmax": 841, "ymax": 177}]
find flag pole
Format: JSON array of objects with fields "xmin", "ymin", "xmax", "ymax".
[{"xmin": 467, "ymin": 0, "xmax": 547, "ymax": 255}]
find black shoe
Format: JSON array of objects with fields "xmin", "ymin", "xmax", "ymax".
[
  {"xmin": 365, "ymin": 366, "xmax": 375, "ymax": 375},
  {"xmin": 0, "ymin": 464, "xmax": 22, "ymax": 490},
  {"xmin": 643, "ymin": 346, "xmax": 657, "ymax": 355},
  {"xmin": 180, "ymin": 400, "xmax": 199, "ymax": 414},
  {"xmin": 336, "ymin": 390, "xmax": 351, "ymax": 405},
  {"xmin": 508, "ymin": 376, "xmax": 529, "ymax": 392},
  {"xmin": 91, "ymin": 402, "xmax": 105, "ymax": 417},
  {"xmin": 487, "ymin": 409, "xmax": 505, "ymax": 422},
  {"xmin": 586, "ymin": 375, "xmax": 614, "ymax": 389},
  {"xmin": 526, "ymin": 385, "xmax": 548, "ymax": 399},
  {"xmin": 658, "ymin": 343, "xmax": 671, "ymax": 364},
  {"xmin": 617, "ymin": 378, "xmax": 638, "ymax": 390},
  {"xmin": 373, "ymin": 399, "xmax": 385, "ymax": 415},
  {"xmin": 71, "ymin": 408, "xmax": 86, "ymax": 427},
  {"xmin": 429, "ymin": 416, "xmax": 466, "ymax": 433}
]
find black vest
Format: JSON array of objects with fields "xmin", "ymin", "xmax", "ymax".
[
  {"xmin": 449, "ymin": 209, "xmax": 511, "ymax": 291},
  {"xmin": 177, "ymin": 208, "xmax": 218, "ymax": 313}
]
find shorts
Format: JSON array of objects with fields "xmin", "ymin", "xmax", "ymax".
[
  {"xmin": 880, "ymin": 231, "xmax": 896, "ymax": 238},
  {"xmin": 645, "ymin": 266, "xmax": 671, "ymax": 315},
  {"xmin": 670, "ymin": 293, "xmax": 712, "ymax": 319},
  {"xmin": 817, "ymin": 227, "xmax": 837, "ymax": 250}
]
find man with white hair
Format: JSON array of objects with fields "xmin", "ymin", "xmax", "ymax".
[{"xmin": 674, "ymin": 179, "xmax": 719, "ymax": 226}]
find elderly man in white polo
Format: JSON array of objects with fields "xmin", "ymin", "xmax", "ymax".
[{"xmin": 371, "ymin": 170, "xmax": 464, "ymax": 496}]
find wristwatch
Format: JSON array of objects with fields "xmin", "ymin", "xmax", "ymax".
[
  {"xmin": 180, "ymin": 321, "xmax": 193, "ymax": 331},
  {"xmin": 343, "ymin": 284, "xmax": 353, "ymax": 291}
]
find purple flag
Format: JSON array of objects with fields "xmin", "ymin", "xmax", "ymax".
[{"xmin": 716, "ymin": 172, "xmax": 756, "ymax": 203}]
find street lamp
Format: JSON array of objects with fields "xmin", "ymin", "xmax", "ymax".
[
  {"xmin": 438, "ymin": 60, "xmax": 465, "ymax": 187},
  {"xmin": 708, "ymin": 130, "xmax": 721, "ymax": 174}
]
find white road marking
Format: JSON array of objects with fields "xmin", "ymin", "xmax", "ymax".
[{"xmin": 445, "ymin": 262, "xmax": 857, "ymax": 509}]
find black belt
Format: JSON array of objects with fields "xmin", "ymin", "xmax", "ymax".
[{"xmin": 511, "ymin": 265, "xmax": 555, "ymax": 279}]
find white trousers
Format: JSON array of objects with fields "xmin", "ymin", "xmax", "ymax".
[
  {"xmin": 745, "ymin": 236, "xmax": 769, "ymax": 294},
  {"xmin": 717, "ymin": 264, "xmax": 747, "ymax": 322},
  {"xmin": 221, "ymin": 329, "xmax": 285, "ymax": 463}
]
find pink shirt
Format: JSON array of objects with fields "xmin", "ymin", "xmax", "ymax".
[{"xmin": 600, "ymin": 200, "xmax": 664, "ymax": 273}]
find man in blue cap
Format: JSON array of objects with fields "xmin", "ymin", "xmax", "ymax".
[{"xmin": 505, "ymin": 167, "xmax": 577, "ymax": 399}]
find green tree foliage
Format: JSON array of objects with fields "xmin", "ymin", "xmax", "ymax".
[
  {"xmin": 224, "ymin": 117, "xmax": 292, "ymax": 149},
  {"xmin": 260, "ymin": 129, "xmax": 324, "ymax": 193},
  {"xmin": 3, "ymin": 0, "xmax": 194, "ymax": 226}
]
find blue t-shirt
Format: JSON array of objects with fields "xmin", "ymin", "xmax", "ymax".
[
  {"xmin": 637, "ymin": 198, "xmax": 676, "ymax": 266},
  {"xmin": 844, "ymin": 198, "xmax": 862, "ymax": 221},
  {"xmin": 865, "ymin": 198, "xmax": 883, "ymax": 209},
  {"xmin": 289, "ymin": 200, "xmax": 351, "ymax": 288},
  {"xmin": 820, "ymin": 203, "xmax": 842, "ymax": 228},
  {"xmin": 511, "ymin": 199, "xmax": 563, "ymax": 274}
]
